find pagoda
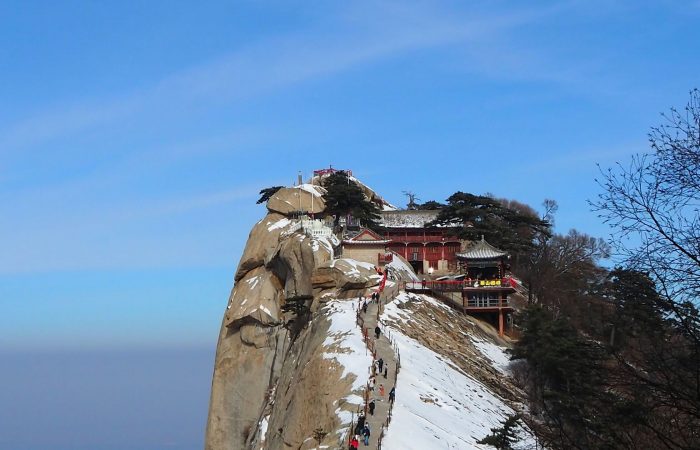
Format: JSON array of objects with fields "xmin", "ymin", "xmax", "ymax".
[{"xmin": 456, "ymin": 236, "xmax": 515, "ymax": 336}]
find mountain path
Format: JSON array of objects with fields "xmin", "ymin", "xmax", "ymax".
[{"xmin": 353, "ymin": 293, "xmax": 398, "ymax": 450}]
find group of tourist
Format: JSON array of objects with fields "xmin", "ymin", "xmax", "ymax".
[
  {"xmin": 350, "ymin": 382, "xmax": 397, "ymax": 448},
  {"xmin": 351, "ymin": 411, "xmax": 372, "ymax": 448},
  {"xmin": 360, "ymin": 291, "xmax": 381, "ymax": 314},
  {"xmin": 351, "ymin": 290, "xmax": 398, "ymax": 448}
]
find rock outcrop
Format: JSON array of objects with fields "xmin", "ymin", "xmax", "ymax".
[
  {"xmin": 266, "ymin": 185, "xmax": 325, "ymax": 216},
  {"xmin": 206, "ymin": 183, "xmax": 380, "ymax": 450},
  {"xmin": 312, "ymin": 258, "xmax": 382, "ymax": 291},
  {"xmin": 234, "ymin": 213, "xmax": 296, "ymax": 282},
  {"xmin": 225, "ymin": 266, "xmax": 284, "ymax": 328}
]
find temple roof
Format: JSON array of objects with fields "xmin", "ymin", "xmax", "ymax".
[
  {"xmin": 456, "ymin": 236, "xmax": 508, "ymax": 260},
  {"xmin": 379, "ymin": 210, "xmax": 442, "ymax": 228},
  {"xmin": 342, "ymin": 228, "xmax": 392, "ymax": 245}
]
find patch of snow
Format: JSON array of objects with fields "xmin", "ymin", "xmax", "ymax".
[
  {"xmin": 297, "ymin": 183, "xmax": 324, "ymax": 197},
  {"xmin": 471, "ymin": 338, "xmax": 511, "ymax": 374},
  {"xmin": 259, "ymin": 305, "xmax": 273, "ymax": 317},
  {"xmin": 245, "ymin": 275, "xmax": 261, "ymax": 289},
  {"xmin": 321, "ymin": 298, "xmax": 376, "ymax": 440},
  {"xmin": 386, "ymin": 254, "xmax": 419, "ymax": 281},
  {"xmin": 322, "ymin": 299, "xmax": 373, "ymax": 392},
  {"xmin": 350, "ymin": 259, "xmax": 376, "ymax": 271},
  {"xmin": 268, "ymin": 217, "xmax": 292, "ymax": 231},
  {"xmin": 313, "ymin": 236, "xmax": 336, "ymax": 258},
  {"xmin": 258, "ymin": 416, "xmax": 269, "ymax": 449},
  {"xmin": 379, "ymin": 210, "xmax": 440, "ymax": 228}
]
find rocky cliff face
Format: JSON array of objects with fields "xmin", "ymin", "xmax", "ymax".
[
  {"xmin": 205, "ymin": 181, "xmax": 528, "ymax": 450},
  {"xmin": 205, "ymin": 185, "xmax": 383, "ymax": 450}
]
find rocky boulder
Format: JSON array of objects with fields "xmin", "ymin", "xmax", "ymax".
[
  {"xmin": 235, "ymin": 213, "xmax": 297, "ymax": 281},
  {"xmin": 267, "ymin": 235, "xmax": 317, "ymax": 299},
  {"xmin": 312, "ymin": 258, "xmax": 382, "ymax": 290},
  {"xmin": 225, "ymin": 266, "xmax": 284, "ymax": 329},
  {"xmin": 267, "ymin": 184, "xmax": 325, "ymax": 216}
]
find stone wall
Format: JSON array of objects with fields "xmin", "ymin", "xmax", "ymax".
[{"xmin": 341, "ymin": 245, "xmax": 382, "ymax": 267}]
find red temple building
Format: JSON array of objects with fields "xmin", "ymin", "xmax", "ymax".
[{"xmin": 380, "ymin": 210, "xmax": 462, "ymax": 274}]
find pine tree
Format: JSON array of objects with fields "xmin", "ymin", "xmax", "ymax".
[
  {"xmin": 256, "ymin": 185, "xmax": 284, "ymax": 204},
  {"xmin": 321, "ymin": 171, "xmax": 380, "ymax": 229},
  {"xmin": 416, "ymin": 200, "xmax": 445, "ymax": 210},
  {"xmin": 477, "ymin": 414, "xmax": 520, "ymax": 449},
  {"xmin": 511, "ymin": 305, "xmax": 611, "ymax": 449},
  {"xmin": 430, "ymin": 192, "xmax": 551, "ymax": 256},
  {"xmin": 281, "ymin": 294, "xmax": 314, "ymax": 339}
]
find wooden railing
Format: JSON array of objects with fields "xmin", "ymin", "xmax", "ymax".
[
  {"xmin": 376, "ymin": 324, "xmax": 401, "ymax": 450},
  {"xmin": 466, "ymin": 298, "xmax": 509, "ymax": 308},
  {"xmin": 348, "ymin": 292, "xmax": 402, "ymax": 450}
]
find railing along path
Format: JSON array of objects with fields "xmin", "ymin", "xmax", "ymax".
[{"xmin": 344, "ymin": 288, "xmax": 402, "ymax": 450}]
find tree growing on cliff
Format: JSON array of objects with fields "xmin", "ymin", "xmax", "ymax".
[
  {"xmin": 256, "ymin": 185, "xmax": 284, "ymax": 204},
  {"xmin": 312, "ymin": 428, "xmax": 327, "ymax": 449},
  {"xmin": 511, "ymin": 305, "xmax": 618, "ymax": 450},
  {"xmin": 603, "ymin": 268, "xmax": 700, "ymax": 449},
  {"xmin": 322, "ymin": 171, "xmax": 381, "ymax": 229}
]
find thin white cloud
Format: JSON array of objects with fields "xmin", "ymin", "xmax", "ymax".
[
  {"xmin": 0, "ymin": 2, "xmax": 574, "ymax": 152},
  {"xmin": 0, "ymin": 184, "xmax": 260, "ymax": 273},
  {"xmin": 514, "ymin": 141, "xmax": 645, "ymax": 174},
  {"xmin": 0, "ymin": 94, "xmax": 142, "ymax": 151},
  {"xmin": 139, "ymin": 186, "xmax": 258, "ymax": 218}
]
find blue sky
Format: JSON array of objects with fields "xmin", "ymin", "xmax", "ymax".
[{"xmin": 2, "ymin": 0, "xmax": 700, "ymax": 352}]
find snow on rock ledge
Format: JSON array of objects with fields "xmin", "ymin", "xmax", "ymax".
[{"xmin": 312, "ymin": 258, "xmax": 382, "ymax": 290}]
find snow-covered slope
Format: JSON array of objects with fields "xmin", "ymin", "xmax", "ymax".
[
  {"xmin": 322, "ymin": 299, "xmax": 373, "ymax": 429},
  {"xmin": 380, "ymin": 293, "xmax": 534, "ymax": 449},
  {"xmin": 299, "ymin": 292, "xmax": 534, "ymax": 449}
]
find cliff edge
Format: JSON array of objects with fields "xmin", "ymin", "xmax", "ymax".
[{"xmin": 205, "ymin": 184, "xmax": 386, "ymax": 449}]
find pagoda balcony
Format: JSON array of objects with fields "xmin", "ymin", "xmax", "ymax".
[
  {"xmin": 465, "ymin": 298, "xmax": 510, "ymax": 309},
  {"xmin": 404, "ymin": 278, "xmax": 517, "ymax": 292}
]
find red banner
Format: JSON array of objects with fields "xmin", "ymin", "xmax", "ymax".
[{"xmin": 379, "ymin": 270, "xmax": 388, "ymax": 292}]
